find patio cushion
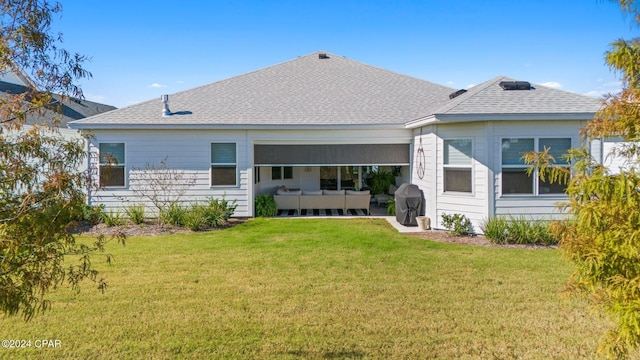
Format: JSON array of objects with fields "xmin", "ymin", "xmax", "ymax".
[
  {"xmin": 277, "ymin": 189, "xmax": 301, "ymax": 195},
  {"xmin": 323, "ymin": 189, "xmax": 345, "ymax": 195},
  {"xmin": 346, "ymin": 190, "xmax": 370, "ymax": 195}
]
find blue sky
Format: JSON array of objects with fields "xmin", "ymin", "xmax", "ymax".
[{"xmin": 52, "ymin": 0, "xmax": 636, "ymax": 108}]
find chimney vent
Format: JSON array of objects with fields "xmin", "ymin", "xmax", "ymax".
[{"xmin": 161, "ymin": 94, "xmax": 171, "ymax": 116}]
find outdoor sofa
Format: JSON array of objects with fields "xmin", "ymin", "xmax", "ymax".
[{"xmin": 274, "ymin": 189, "xmax": 371, "ymax": 215}]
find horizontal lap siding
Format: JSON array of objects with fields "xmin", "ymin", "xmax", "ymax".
[
  {"xmin": 433, "ymin": 123, "xmax": 489, "ymax": 233},
  {"xmin": 494, "ymin": 197, "xmax": 567, "ymax": 219},
  {"xmin": 411, "ymin": 128, "xmax": 436, "ymax": 213},
  {"xmin": 88, "ymin": 130, "xmax": 251, "ymax": 216},
  {"xmin": 412, "ymin": 124, "xmax": 490, "ymax": 233}
]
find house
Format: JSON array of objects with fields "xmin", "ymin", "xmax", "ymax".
[
  {"xmin": 1, "ymin": 65, "xmax": 117, "ymax": 195},
  {"xmin": 67, "ymin": 51, "xmax": 601, "ymax": 232}
]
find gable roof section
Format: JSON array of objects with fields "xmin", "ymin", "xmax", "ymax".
[
  {"xmin": 406, "ymin": 76, "xmax": 602, "ymax": 127},
  {"xmin": 0, "ymin": 80, "xmax": 117, "ymax": 127},
  {"xmin": 69, "ymin": 51, "xmax": 455, "ymax": 129}
]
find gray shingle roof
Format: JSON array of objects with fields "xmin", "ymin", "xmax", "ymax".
[
  {"xmin": 0, "ymin": 80, "xmax": 116, "ymax": 127},
  {"xmin": 432, "ymin": 76, "xmax": 601, "ymax": 117},
  {"xmin": 69, "ymin": 51, "xmax": 456, "ymax": 129}
]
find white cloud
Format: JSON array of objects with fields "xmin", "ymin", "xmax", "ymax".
[
  {"xmin": 446, "ymin": 80, "xmax": 454, "ymax": 85},
  {"xmin": 467, "ymin": 84, "xmax": 476, "ymax": 88},
  {"xmin": 540, "ymin": 81, "xmax": 562, "ymax": 89},
  {"xmin": 148, "ymin": 83, "xmax": 167, "ymax": 88}
]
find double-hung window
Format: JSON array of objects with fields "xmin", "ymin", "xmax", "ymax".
[
  {"xmin": 211, "ymin": 143, "xmax": 237, "ymax": 186},
  {"xmin": 99, "ymin": 143, "xmax": 126, "ymax": 187},
  {"xmin": 501, "ymin": 138, "xmax": 571, "ymax": 195},
  {"xmin": 443, "ymin": 139, "xmax": 473, "ymax": 193}
]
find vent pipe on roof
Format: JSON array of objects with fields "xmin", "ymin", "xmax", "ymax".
[{"xmin": 161, "ymin": 94, "xmax": 171, "ymax": 116}]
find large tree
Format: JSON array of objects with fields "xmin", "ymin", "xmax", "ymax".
[
  {"xmin": 0, "ymin": 0, "xmax": 123, "ymax": 320},
  {"xmin": 526, "ymin": 1, "xmax": 640, "ymax": 358}
]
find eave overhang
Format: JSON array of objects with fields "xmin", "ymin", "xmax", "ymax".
[
  {"xmin": 405, "ymin": 112, "xmax": 596, "ymax": 129},
  {"xmin": 67, "ymin": 123, "xmax": 407, "ymax": 131}
]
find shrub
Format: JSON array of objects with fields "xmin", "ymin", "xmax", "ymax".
[
  {"xmin": 441, "ymin": 213, "xmax": 472, "ymax": 236},
  {"xmin": 255, "ymin": 194, "xmax": 277, "ymax": 217},
  {"xmin": 505, "ymin": 216, "xmax": 555, "ymax": 245},
  {"xmin": 126, "ymin": 204, "xmax": 146, "ymax": 225},
  {"xmin": 102, "ymin": 209, "xmax": 124, "ymax": 227},
  {"xmin": 183, "ymin": 204, "xmax": 207, "ymax": 231},
  {"xmin": 482, "ymin": 216, "xmax": 557, "ymax": 245},
  {"xmin": 481, "ymin": 216, "xmax": 508, "ymax": 244},
  {"xmin": 160, "ymin": 203, "xmax": 186, "ymax": 227},
  {"xmin": 202, "ymin": 197, "xmax": 237, "ymax": 227},
  {"xmin": 82, "ymin": 204, "xmax": 105, "ymax": 225}
]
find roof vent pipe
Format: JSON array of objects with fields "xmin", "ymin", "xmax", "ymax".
[{"xmin": 161, "ymin": 94, "xmax": 171, "ymax": 116}]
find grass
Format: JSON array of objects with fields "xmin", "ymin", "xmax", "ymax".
[{"xmin": 1, "ymin": 218, "xmax": 611, "ymax": 359}]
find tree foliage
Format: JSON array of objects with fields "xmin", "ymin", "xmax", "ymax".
[
  {"xmin": 0, "ymin": 0, "xmax": 123, "ymax": 320},
  {"xmin": 526, "ymin": 1, "xmax": 640, "ymax": 358}
]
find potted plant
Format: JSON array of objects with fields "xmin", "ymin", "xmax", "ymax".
[{"xmin": 369, "ymin": 169, "xmax": 395, "ymax": 196}]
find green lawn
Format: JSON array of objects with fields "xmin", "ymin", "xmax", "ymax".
[{"xmin": 2, "ymin": 218, "xmax": 609, "ymax": 359}]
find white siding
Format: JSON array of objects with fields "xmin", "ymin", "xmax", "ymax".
[
  {"xmin": 411, "ymin": 126, "xmax": 438, "ymax": 227},
  {"xmin": 434, "ymin": 123, "xmax": 489, "ymax": 233},
  {"xmin": 596, "ymin": 137, "xmax": 636, "ymax": 174},
  {"xmin": 88, "ymin": 129, "xmax": 251, "ymax": 216},
  {"xmin": 411, "ymin": 123, "xmax": 490, "ymax": 233}
]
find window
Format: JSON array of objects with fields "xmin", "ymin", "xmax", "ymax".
[
  {"xmin": 501, "ymin": 138, "xmax": 571, "ymax": 196},
  {"xmin": 443, "ymin": 139, "xmax": 472, "ymax": 193},
  {"xmin": 271, "ymin": 166, "xmax": 293, "ymax": 180},
  {"xmin": 99, "ymin": 143, "xmax": 125, "ymax": 187},
  {"xmin": 211, "ymin": 143, "xmax": 237, "ymax": 186}
]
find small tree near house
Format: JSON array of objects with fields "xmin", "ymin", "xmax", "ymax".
[
  {"xmin": 524, "ymin": 1, "xmax": 640, "ymax": 357},
  {"xmin": 128, "ymin": 157, "xmax": 197, "ymax": 223}
]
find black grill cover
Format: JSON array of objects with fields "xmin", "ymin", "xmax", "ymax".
[{"xmin": 395, "ymin": 183, "xmax": 423, "ymax": 226}]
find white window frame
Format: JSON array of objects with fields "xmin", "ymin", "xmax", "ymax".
[
  {"xmin": 98, "ymin": 142, "xmax": 126, "ymax": 188},
  {"xmin": 443, "ymin": 138, "xmax": 473, "ymax": 194},
  {"xmin": 210, "ymin": 142, "xmax": 238, "ymax": 187},
  {"xmin": 500, "ymin": 137, "xmax": 571, "ymax": 197}
]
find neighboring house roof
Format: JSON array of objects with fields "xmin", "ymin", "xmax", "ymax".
[
  {"xmin": 406, "ymin": 76, "xmax": 602, "ymax": 127},
  {"xmin": 0, "ymin": 63, "xmax": 38, "ymax": 89},
  {"xmin": 69, "ymin": 51, "xmax": 456, "ymax": 129},
  {"xmin": 0, "ymin": 80, "xmax": 117, "ymax": 127}
]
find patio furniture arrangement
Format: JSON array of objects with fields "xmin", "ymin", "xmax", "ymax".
[{"xmin": 274, "ymin": 188, "xmax": 371, "ymax": 215}]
